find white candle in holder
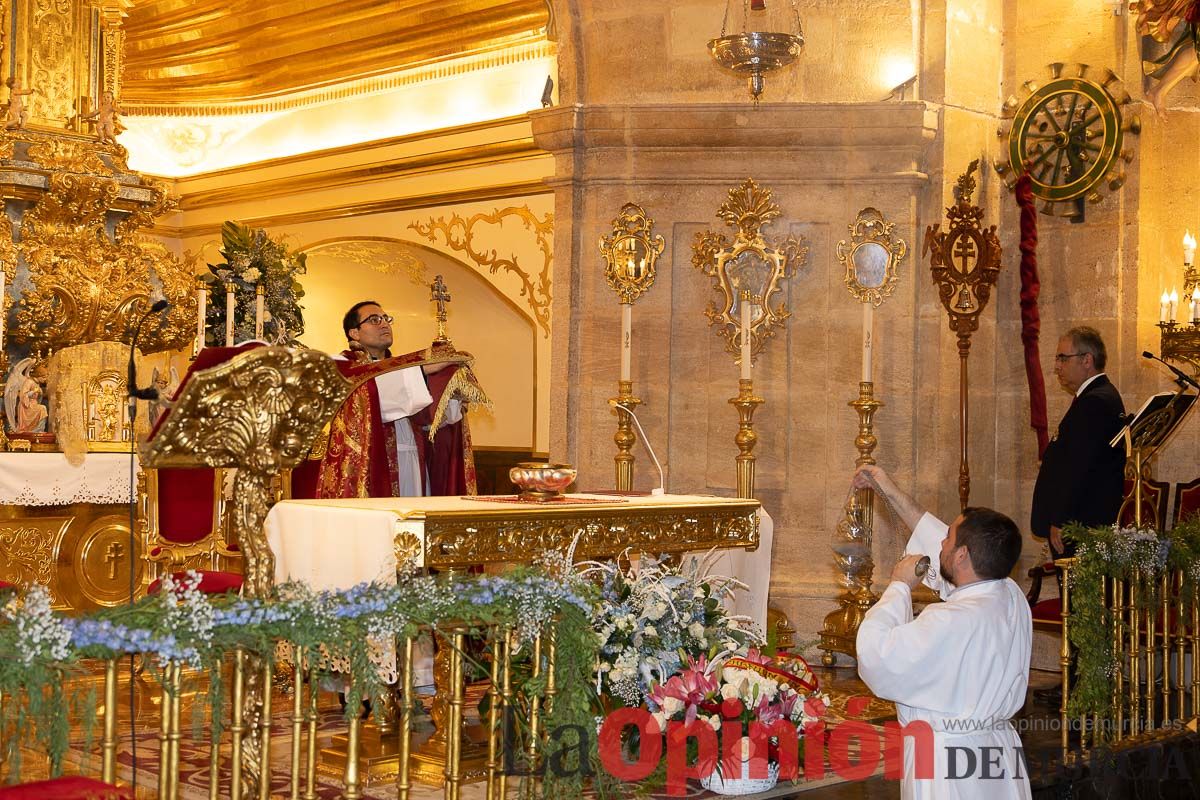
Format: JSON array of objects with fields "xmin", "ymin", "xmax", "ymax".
[
  {"xmin": 224, "ymin": 281, "xmax": 236, "ymax": 346},
  {"xmin": 1170, "ymin": 289, "xmax": 1180, "ymax": 323},
  {"xmin": 740, "ymin": 294, "xmax": 752, "ymax": 381},
  {"xmin": 1161, "ymin": 291, "xmax": 1171, "ymax": 324},
  {"xmin": 1192, "ymin": 287, "xmax": 1200, "ymax": 324},
  {"xmin": 620, "ymin": 303, "xmax": 632, "ymax": 382},
  {"xmin": 195, "ymin": 281, "xmax": 207, "ymax": 346},
  {"xmin": 254, "ymin": 284, "xmax": 265, "ymax": 340},
  {"xmin": 1185, "ymin": 231, "xmax": 1196, "ymax": 267},
  {"xmin": 862, "ymin": 302, "xmax": 874, "ymax": 383}
]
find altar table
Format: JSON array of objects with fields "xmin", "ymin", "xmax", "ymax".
[{"xmin": 265, "ymin": 492, "xmax": 761, "ymax": 589}]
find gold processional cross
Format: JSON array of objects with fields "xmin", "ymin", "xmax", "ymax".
[{"xmin": 430, "ymin": 274, "xmax": 451, "ymax": 343}]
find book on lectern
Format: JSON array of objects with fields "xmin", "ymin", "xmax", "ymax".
[{"xmin": 1110, "ymin": 391, "xmax": 1198, "ymax": 450}]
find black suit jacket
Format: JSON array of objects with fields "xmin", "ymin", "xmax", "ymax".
[{"xmin": 1031, "ymin": 374, "xmax": 1126, "ymax": 544}]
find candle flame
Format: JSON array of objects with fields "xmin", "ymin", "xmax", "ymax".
[
  {"xmin": 1163, "ymin": 290, "xmax": 1171, "ymax": 304},
  {"xmin": 1184, "ymin": 231, "xmax": 1196, "ymax": 250},
  {"xmin": 1170, "ymin": 289, "xmax": 1180, "ymax": 303}
]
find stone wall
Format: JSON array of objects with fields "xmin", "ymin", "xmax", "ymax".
[{"xmin": 541, "ymin": 0, "xmax": 1199, "ymax": 649}]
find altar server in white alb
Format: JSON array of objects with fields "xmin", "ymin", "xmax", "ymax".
[{"xmin": 853, "ymin": 465, "xmax": 1031, "ymax": 800}]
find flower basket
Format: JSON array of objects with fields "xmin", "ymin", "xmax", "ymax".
[{"xmin": 700, "ymin": 757, "xmax": 780, "ymax": 795}]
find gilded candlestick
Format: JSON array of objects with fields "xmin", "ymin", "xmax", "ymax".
[
  {"xmin": 730, "ymin": 378, "xmax": 764, "ymax": 500},
  {"xmin": 612, "ymin": 381, "xmax": 641, "ymax": 492}
]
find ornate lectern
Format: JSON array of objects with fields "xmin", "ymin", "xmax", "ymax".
[{"xmin": 141, "ymin": 346, "xmax": 352, "ymax": 798}]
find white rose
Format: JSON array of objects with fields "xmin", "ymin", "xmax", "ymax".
[
  {"xmin": 724, "ymin": 640, "xmax": 739, "ymax": 651},
  {"xmin": 663, "ymin": 696, "xmax": 684, "ymax": 716},
  {"xmin": 720, "ymin": 683, "xmax": 741, "ymax": 701},
  {"xmin": 727, "ymin": 619, "xmax": 740, "ymax": 630},
  {"xmin": 706, "ymin": 714, "xmax": 721, "ymax": 730},
  {"xmin": 652, "ymin": 710, "xmax": 667, "ymax": 730},
  {"xmin": 688, "ymin": 622, "xmax": 706, "ymax": 639},
  {"xmin": 644, "ymin": 625, "xmax": 658, "ymax": 638}
]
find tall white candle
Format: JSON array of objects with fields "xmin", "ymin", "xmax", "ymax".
[
  {"xmin": 195, "ymin": 281, "xmax": 207, "ymax": 347},
  {"xmin": 1170, "ymin": 289, "xmax": 1180, "ymax": 323},
  {"xmin": 862, "ymin": 302, "xmax": 874, "ymax": 383},
  {"xmin": 1161, "ymin": 291, "xmax": 1171, "ymax": 324},
  {"xmin": 740, "ymin": 293, "xmax": 752, "ymax": 381},
  {"xmin": 254, "ymin": 284, "xmax": 265, "ymax": 340},
  {"xmin": 1185, "ymin": 231, "xmax": 1196, "ymax": 267},
  {"xmin": 620, "ymin": 303, "xmax": 632, "ymax": 382},
  {"xmin": 224, "ymin": 281, "xmax": 236, "ymax": 346}
]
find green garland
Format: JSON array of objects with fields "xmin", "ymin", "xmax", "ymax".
[
  {"xmin": 1064, "ymin": 515, "xmax": 1200, "ymax": 729},
  {"xmin": 0, "ymin": 567, "xmax": 598, "ymax": 798}
]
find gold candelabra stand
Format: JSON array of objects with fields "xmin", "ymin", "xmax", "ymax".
[
  {"xmin": 819, "ymin": 381, "xmax": 882, "ymax": 665},
  {"xmin": 1158, "ymin": 320, "xmax": 1200, "ymax": 378},
  {"xmin": 731, "ymin": 379, "xmax": 764, "ymax": 499},
  {"xmin": 600, "ymin": 202, "xmax": 663, "ymax": 491}
]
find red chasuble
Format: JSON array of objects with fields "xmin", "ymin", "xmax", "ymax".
[{"xmin": 289, "ymin": 348, "xmax": 483, "ymax": 499}]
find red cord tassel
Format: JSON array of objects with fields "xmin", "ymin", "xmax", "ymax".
[{"xmin": 1015, "ymin": 172, "xmax": 1049, "ymax": 458}]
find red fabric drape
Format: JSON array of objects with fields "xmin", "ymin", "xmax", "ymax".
[{"xmin": 1016, "ymin": 173, "xmax": 1049, "ymax": 458}]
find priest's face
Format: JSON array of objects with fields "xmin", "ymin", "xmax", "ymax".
[
  {"xmin": 940, "ymin": 516, "xmax": 966, "ymax": 586},
  {"xmin": 349, "ymin": 303, "xmax": 393, "ymax": 356}
]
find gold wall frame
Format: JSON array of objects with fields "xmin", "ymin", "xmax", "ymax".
[
  {"xmin": 837, "ymin": 207, "xmax": 906, "ymax": 308},
  {"xmin": 692, "ymin": 178, "xmax": 808, "ymax": 359},
  {"xmin": 600, "ymin": 202, "xmax": 663, "ymax": 304}
]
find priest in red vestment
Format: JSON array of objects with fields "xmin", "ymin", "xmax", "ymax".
[{"xmin": 289, "ymin": 300, "xmax": 488, "ymax": 500}]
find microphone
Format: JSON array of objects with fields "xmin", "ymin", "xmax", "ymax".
[
  {"xmin": 1142, "ymin": 350, "xmax": 1200, "ymax": 391},
  {"xmin": 128, "ymin": 300, "xmax": 170, "ymax": 401},
  {"xmin": 608, "ymin": 399, "xmax": 666, "ymax": 495}
]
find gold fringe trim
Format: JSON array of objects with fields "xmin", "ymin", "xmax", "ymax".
[{"xmin": 429, "ymin": 365, "xmax": 492, "ymax": 442}]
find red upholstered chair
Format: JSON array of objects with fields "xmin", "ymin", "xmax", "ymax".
[
  {"xmin": 0, "ymin": 776, "xmax": 134, "ymax": 799},
  {"xmin": 1172, "ymin": 477, "xmax": 1200, "ymax": 527},
  {"xmin": 1118, "ymin": 478, "xmax": 1170, "ymax": 529},
  {"xmin": 140, "ymin": 467, "xmax": 243, "ymax": 596},
  {"xmin": 1026, "ymin": 561, "xmax": 1063, "ymax": 629}
]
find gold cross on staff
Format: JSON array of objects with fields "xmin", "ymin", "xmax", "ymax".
[{"xmin": 430, "ymin": 274, "xmax": 451, "ymax": 343}]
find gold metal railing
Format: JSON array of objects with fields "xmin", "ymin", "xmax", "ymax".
[
  {"xmin": 1059, "ymin": 559, "xmax": 1200, "ymax": 756},
  {"xmin": 0, "ymin": 622, "xmax": 559, "ymax": 800}
]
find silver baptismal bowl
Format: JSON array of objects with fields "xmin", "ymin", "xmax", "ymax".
[{"xmin": 509, "ymin": 462, "xmax": 577, "ymax": 501}]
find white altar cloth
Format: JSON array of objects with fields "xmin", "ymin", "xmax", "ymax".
[{"xmin": 0, "ymin": 452, "xmax": 136, "ymax": 506}]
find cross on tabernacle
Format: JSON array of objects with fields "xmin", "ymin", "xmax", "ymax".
[
  {"xmin": 105, "ymin": 541, "xmax": 124, "ymax": 581},
  {"xmin": 430, "ymin": 274, "xmax": 451, "ymax": 342}
]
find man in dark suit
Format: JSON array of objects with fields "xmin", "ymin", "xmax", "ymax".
[{"xmin": 1031, "ymin": 326, "xmax": 1126, "ymax": 558}]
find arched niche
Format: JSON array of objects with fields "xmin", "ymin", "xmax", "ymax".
[{"xmin": 297, "ymin": 237, "xmax": 536, "ymax": 451}]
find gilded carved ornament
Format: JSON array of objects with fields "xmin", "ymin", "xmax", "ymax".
[
  {"xmin": 837, "ymin": 207, "xmax": 907, "ymax": 309},
  {"xmin": 599, "ymin": 202, "xmax": 664, "ymax": 305},
  {"xmin": 691, "ymin": 178, "xmax": 808, "ymax": 358},
  {"xmin": 304, "ymin": 240, "xmax": 429, "ymax": 285},
  {"xmin": 409, "ymin": 205, "xmax": 553, "ymax": 337},
  {"xmin": 12, "ymin": 168, "xmax": 194, "ymax": 355}
]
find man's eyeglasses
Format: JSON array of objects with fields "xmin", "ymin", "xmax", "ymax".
[
  {"xmin": 356, "ymin": 313, "xmax": 393, "ymax": 327},
  {"xmin": 1054, "ymin": 352, "xmax": 1085, "ymax": 363}
]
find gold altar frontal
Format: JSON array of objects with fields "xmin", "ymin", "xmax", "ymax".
[
  {"xmin": 0, "ymin": 501, "xmax": 142, "ymax": 613},
  {"xmin": 266, "ymin": 492, "xmax": 761, "ymax": 786}
]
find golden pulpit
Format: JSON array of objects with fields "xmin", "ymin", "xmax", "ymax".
[
  {"xmin": 141, "ymin": 346, "xmax": 353, "ymax": 798},
  {"xmin": 265, "ymin": 492, "xmax": 761, "ymax": 786}
]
